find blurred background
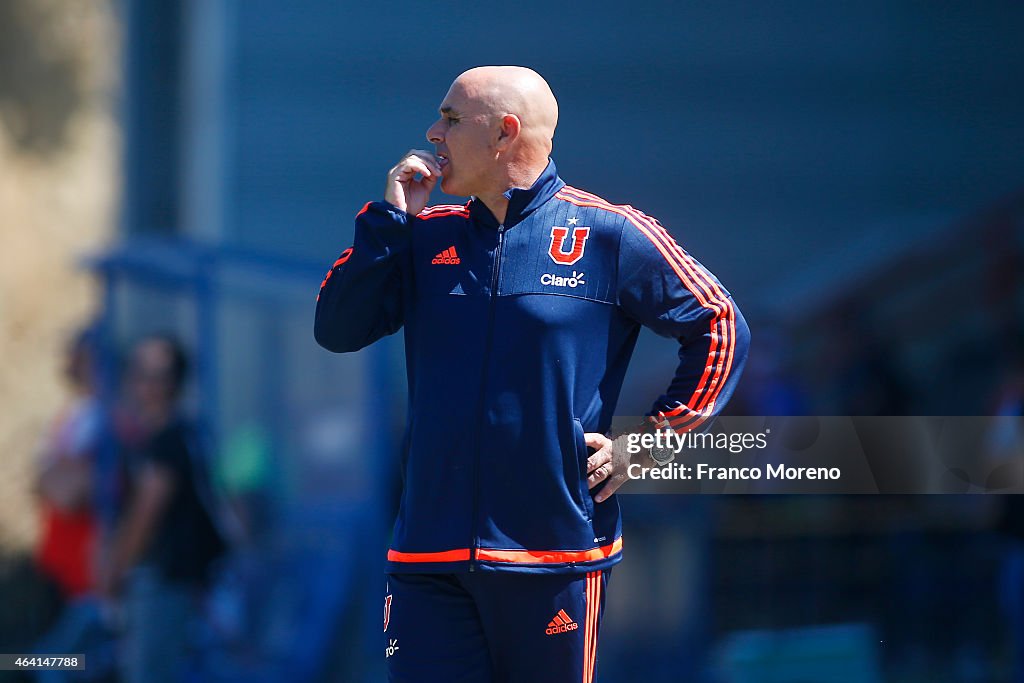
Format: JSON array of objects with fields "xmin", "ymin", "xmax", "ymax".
[{"xmin": 1, "ymin": 1, "xmax": 1023, "ymax": 681}]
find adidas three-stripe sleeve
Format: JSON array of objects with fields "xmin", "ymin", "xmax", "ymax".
[
  {"xmin": 616, "ymin": 212, "xmax": 750, "ymax": 433},
  {"xmin": 315, "ymin": 201, "xmax": 412, "ymax": 353}
]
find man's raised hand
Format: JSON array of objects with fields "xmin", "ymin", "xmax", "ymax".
[{"xmin": 385, "ymin": 150, "xmax": 443, "ymax": 216}]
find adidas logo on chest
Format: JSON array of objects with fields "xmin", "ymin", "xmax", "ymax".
[{"xmin": 432, "ymin": 245, "xmax": 461, "ymax": 265}]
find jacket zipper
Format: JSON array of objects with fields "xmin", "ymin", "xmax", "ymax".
[{"xmin": 470, "ymin": 223, "xmax": 505, "ymax": 570}]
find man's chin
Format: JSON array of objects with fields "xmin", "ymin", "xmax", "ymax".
[{"xmin": 440, "ymin": 176, "xmax": 467, "ymax": 198}]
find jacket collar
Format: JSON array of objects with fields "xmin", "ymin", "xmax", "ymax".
[{"xmin": 468, "ymin": 158, "xmax": 565, "ymax": 229}]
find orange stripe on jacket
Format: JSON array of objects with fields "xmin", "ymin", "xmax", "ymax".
[
  {"xmin": 624, "ymin": 204, "xmax": 739, "ymax": 418},
  {"xmin": 665, "ymin": 303, "xmax": 736, "ymax": 431},
  {"xmin": 559, "ymin": 186, "xmax": 728, "ymax": 308},
  {"xmin": 316, "ymin": 247, "xmax": 355, "ymax": 300},
  {"xmin": 386, "ymin": 548, "xmax": 471, "ymax": 563},
  {"xmin": 419, "ymin": 203, "xmax": 470, "ymax": 215},
  {"xmin": 332, "ymin": 247, "xmax": 354, "ymax": 269},
  {"xmin": 556, "ymin": 187, "xmax": 727, "ymax": 313},
  {"xmin": 622, "ymin": 204, "xmax": 738, "ymax": 418},
  {"xmin": 418, "ymin": 210, "xmax": 469, "ymax": 221},
  {"xmin": 555, "ymin": 187, "xmax": 737, "ymax": 431},
  {"xmin": 475, "ymin": 538, "xmax": 622, "ymax": 564},
  {"xmin": 558, "ymin": 186, "xmax": 736, "ymax": 425}
]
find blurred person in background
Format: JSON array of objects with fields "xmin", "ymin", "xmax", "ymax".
[
  {"xmin": 97, "ymin": 334, "xmax": 225, "ymax": 683},
  {"xmin": 35, "ymin": 328, "xmax": 101, "ymax": 603},
  {"xmin": 32, "ymin": 327, "xmax": 111, "ymax": 680}
]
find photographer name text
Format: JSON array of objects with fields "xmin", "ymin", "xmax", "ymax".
[{"xmin": 627, "ymin": 462, "xmax": 841, "ymax": 481}]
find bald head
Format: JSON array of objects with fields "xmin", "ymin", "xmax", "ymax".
[
  {"xmin": 451, "ymin": 66, "xmax": 558, "ymax": 151},
  {"xmin": 426, "ymin": 66, "xmax": 558, "ymax": 205}
]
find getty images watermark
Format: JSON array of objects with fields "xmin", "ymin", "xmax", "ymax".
[
  {"xmin": 611, "ymin": 416, "xmax": 1024, "ymax": 494},
  {"xmin": 623, "ymin": 426, "xmax": 842, "ymax": 482}
]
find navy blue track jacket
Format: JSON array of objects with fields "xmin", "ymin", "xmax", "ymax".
[{"xmin": 315, "ymin": 160, "xmax": 749, "ymax": 575}]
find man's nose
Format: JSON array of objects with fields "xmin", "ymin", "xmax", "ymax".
[{"xmin": 426, "ymin": 120, "xmax": 443, "ymax": 144}]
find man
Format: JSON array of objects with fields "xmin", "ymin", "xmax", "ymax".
[{"xmin": 315, "ymin": 66, "xmax": 749, "ymax": 682}]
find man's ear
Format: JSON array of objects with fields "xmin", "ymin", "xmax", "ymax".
[{"xmin": 496, "ymin": 114, "xmax": 522, "ymax": 148}]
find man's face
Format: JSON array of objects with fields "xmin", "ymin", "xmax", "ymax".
[
  {"xmin": 425, "ymin": 81, "xmax": 497, "ymax": 198},
  {"xmin": 127, "ymin": 340, "xmax": 177, "ymax": 412}
]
